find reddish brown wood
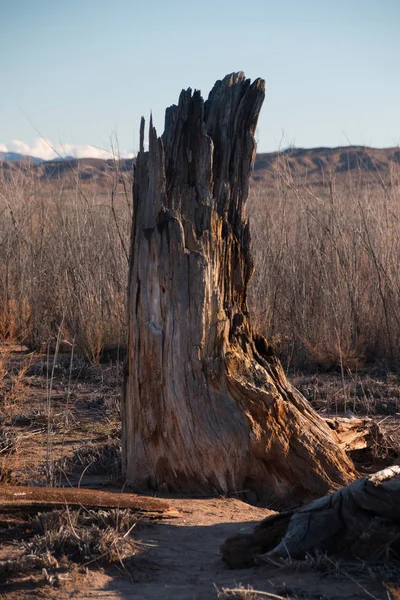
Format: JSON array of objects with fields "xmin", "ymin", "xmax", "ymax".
[{"xmin": 0, "ymin": 485, "xmax": 179, "ymax": 517}]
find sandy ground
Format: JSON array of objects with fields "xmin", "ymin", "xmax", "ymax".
[{"xmin": 0, "ymin": 496, "xmax": 391, "ymax": 600}]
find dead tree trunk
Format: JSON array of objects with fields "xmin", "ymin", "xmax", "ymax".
[{"xmin": 123, "ymin": 72, "xmax": 356, "ymax": 502}]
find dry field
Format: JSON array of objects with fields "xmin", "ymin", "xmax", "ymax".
[
  {"xmin": 0, "ymin": 344, "xmax": 399, "ymax": 599},
  {"xmin": 1, "ymin": 147, "xmax": 400, "ymax": 598},
  {"xmin": 1, "ymin": 147, "xmax": 400, "ymax": 369}
]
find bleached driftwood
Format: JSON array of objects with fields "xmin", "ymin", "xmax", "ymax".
[{"xmin": 221, "ymin": 466, "xmax": 400, "ymax": 568}]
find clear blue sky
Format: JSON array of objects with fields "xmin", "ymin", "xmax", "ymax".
[{"xmin": 1, "ymin": 0, "xmax": 399, "ymax": 158}]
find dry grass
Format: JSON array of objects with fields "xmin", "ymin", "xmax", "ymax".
[
  {"xmin": 249, "ymin": 154, "xmax": 400, "ymax": 370},
  {"xmin": 0, "ymin": 507, "xmax": 140, "ymax": 581},
  {"xmin": 0, "ymin": 347, "xmax": 32, "ymax": 408},
  {"xmin": 0, "ymin": 345, "xmax": 123, "ymax": 486},
  {"xmin": 216, "ymin": 586, "xmax": 293, "ymax": 599},
  {"xmin": 29, "ymin": 507, "xmax": 138, "ymax": 563},
  {"xmin": 54, "ymin": 438, "xmax": 121, "ymax": 482},
  {"xmin": 0, "ymin": 345, "xmax": 398, "ymax": 596},
  {"xmin": 0, "ymin": 347, "xmax": 32, "ymax": 481},
  {"xmin": 261, "ymin": 549, "xmax": 400, "ymax": 585},
  {"xmin": 0, "ymin": 160, "xmax": 130, "ymax": 362},
  {"xmin": 2, "ymin": 152, "xmax": 400, "ymax": 370}
]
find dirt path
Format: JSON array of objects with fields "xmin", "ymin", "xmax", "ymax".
[{"xmin": 1, "ymin": 497, "xmax": 389, "ymax": 600}]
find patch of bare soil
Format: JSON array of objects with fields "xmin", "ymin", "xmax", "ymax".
[
  {"xmin": 1, "ymin": 496, "xmax": 393, "ymax": 600},
  {"xmin": 1, "ymin": 346, "xmax": 399, "ymax": 599},
  {"xmin": 0, "ymin": 344, "xmax": 122, "ymax": 487}
]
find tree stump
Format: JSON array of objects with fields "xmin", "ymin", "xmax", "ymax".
[
  {"xmin": 221, "ymin": 466, "xmax": 400, "ymax": 568},
  {"xmin": 122, "ymin": 72, "xmax": 356, "ymax": 502}
]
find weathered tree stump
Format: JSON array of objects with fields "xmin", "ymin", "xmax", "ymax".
[
  {"xmin": 122, "ymin": 72, "xmax": 356, "ymax": 502},
  {"xmin": 221, "ymin": 466, "xmax": 400, "ymax": 567}
]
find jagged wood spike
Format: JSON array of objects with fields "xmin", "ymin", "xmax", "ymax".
[{"xmin": 123, "ymin": 72, "xmax": 356, "ymax": 502}]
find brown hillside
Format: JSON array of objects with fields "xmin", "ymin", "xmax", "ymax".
[
  {"xmin": 0, "ymin": 147, "xmax": 398, "ymax": 187},
  {"xmin": 254, "ymin": 146, "xmax": 400, "ymax": 186},
  {"xmin": 0, "ymin": 156, "xmax": 134, "ymax": 184}
]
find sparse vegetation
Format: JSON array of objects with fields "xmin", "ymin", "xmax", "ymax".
[
  {"xmin": 54, "ymin": 438, "xmax": 122, "ymax": 481},
  {"xmin": 217, "ymin": 586, "xmax": 292, "ymax": 599},
  {"xmin": 1, "ymin": 148, "xmax": 400, "ymax": 369},
  {"xmin": 0, "ymin": 347, "xmax": 122, "ymax": 486},
  {"xmin": 249, "ymin": 150, "xmax": 400, "ymax": 370},
  {"xmin": 29, "ymin": 507, "xmax": 138, "ymax": 564},
  {"xmin": 1, "ymin": 147, "xmax": 400, "ymax": 599},
  {"xmin": 0, "ymin": 159, "xmax": 131, "ymax": 362},
  {"xmin": 0, "ymin": 507, "xmax": 139, "ymax": 581}
]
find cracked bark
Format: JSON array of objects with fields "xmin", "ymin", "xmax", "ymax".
[
  {"xmin": 122, "ymin": 72, "xmax": 356, "ymax": 503},
  {"xmin": 221, "ymin": 466, "xmax": 400, "ymax": 567}
]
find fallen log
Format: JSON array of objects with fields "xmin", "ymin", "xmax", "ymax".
[
  {"xmin": 221, "ymin": 466, "xmax": 400, "ymax": 568},
  {"xmin": 0, "ymin": 485, "xmax": 180, "ymax": 518}
]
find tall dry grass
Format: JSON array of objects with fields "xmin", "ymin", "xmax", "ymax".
[
  {"xmin": 1, "ymin": 154, "xmax": 400, "ymax": 369},
  {"xmin": 0, "ymin": 161, "xmax": 131, "ymax": 361},
  {"xmin": 249, "ymin": 159, "xmax": 400, "ymax": 369}
]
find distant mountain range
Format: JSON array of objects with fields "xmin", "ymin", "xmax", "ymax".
[
  {"xmin": 0, "ymin": 151, "xmax": 44, "ymax": 163},
  {"xmin": 0, "ymin": 151, "xmax": 80, "ymax": 163},
  {"xmin": 1, "ymin": 146, "xmax": 399, "ymax": 186},
  {"xmin": 253, "ymin": 146, "xmax": 400, "ymax": 184}
]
